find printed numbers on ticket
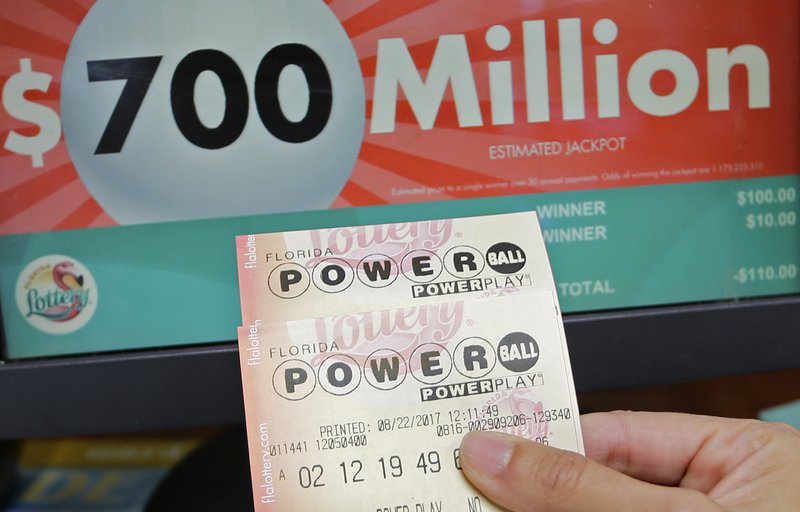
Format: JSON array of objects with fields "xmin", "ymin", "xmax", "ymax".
[{"xmin": 238, "ymin": 292, "xmax": 583, "ymax": 511}]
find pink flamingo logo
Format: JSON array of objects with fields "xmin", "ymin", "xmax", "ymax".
[{"xmin": 26, "ymin": 261, "xmax": 89, "ymax": 322}]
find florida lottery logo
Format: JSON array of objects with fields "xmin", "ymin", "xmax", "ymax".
[{"xmin": 15, "ymin": 255, "xmax": 98, "ymax": 334}]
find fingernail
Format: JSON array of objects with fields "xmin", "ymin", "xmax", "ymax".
[{"xmin": 460, "ymin": 431, "xmax": 515, "ymax": 476}]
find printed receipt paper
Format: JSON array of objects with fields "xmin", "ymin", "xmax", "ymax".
[{"xmin": 235, "ymin": 212, "xmax": 583, "ymax": 511}]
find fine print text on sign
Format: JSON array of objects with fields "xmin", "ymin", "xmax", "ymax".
[{"xmin": 236, "ymin": 212, "xmax": 582, "ymax": 511}]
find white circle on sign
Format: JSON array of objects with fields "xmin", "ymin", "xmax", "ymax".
[
  {"xmin": 61, "ymin": 0, "xmax": 365, "ymax": 224},
  {"xmin": 593, "ymin": 18, "xmax": 618, "ymax": 45}
]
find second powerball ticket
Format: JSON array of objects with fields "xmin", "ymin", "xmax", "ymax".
[{"xmin": 238, "ymin": 291, "xmax": 583, "ymax": 511}]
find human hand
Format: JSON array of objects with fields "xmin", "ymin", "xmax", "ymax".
[{"xmin": 459, "ymin": 411, "xmax": 800, "ymax": 511}]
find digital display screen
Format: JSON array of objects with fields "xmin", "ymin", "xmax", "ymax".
[{"xmin": 1, "ymin": 0, "xmax": 797, "ymax": 359}]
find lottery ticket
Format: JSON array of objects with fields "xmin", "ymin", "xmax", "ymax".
[
  {"xmin": 237, "ymin": 292, "xmax": 582, "ymax": 511},
  {"xmin": 235, "ymin": 211, "xmax": 558, "ymax": 326},
  {"xmin": 235, "ymin": 212, "xmax": 583, "ymax": 511}
]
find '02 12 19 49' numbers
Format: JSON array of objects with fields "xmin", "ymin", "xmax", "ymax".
[{"xmin": 297, "ymin": 452, "xmax": 448, "ymax": 488}]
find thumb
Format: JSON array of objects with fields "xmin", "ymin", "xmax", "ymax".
[{"xmin": 459, "ymin": 431, "xmax": 724, "ymax": 512}]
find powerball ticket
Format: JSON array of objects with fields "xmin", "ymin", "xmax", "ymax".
[
  {"xmin": 235, "ymin": 211, "xmax": 558, "ymax": 325},
  {"xmin": 237, "ymin": 291, "xmax": 583, "ymax": 511}
]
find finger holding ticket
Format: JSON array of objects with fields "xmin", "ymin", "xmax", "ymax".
[
  {"xmin": 459, "ymin": 412, "xmax": 800, "ymax": 512},
  {"xmin": 235, "ymin": 211, "xmax": 583, "ymax": 511}
]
